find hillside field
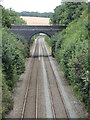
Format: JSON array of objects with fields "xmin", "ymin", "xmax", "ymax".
[{"xmin": 20, "ymin": 16, "xmax": 50, "ymax": 25}]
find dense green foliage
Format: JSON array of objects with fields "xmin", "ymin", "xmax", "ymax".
[
  {"xmin": 1, "ymin": 6, "xmax": 28, "ymax": 117},
  {"xmin": 2, "ymin": 6, "xmax": 26, "ymax": 28},
  {"xmin": 18, "ymin": 11, "xmax": 53, "ymax": 18},
  {"xmin": 2, "ymin": 28, "xmax": 28, "ymax": 116},
  {"xmin": 50, "ymin": 2, "xmax": 87, "ymax": 25},
  {"xmin": 46, "ymin": 4, "xmax": 89, "ymax": 112},
  {"xmin": 2, "ymin": 28, "xmax": 28, "ymax": 89},
  {"xmin": 45, "ymin": 36, "xmax": 51, "ymax": 47}
]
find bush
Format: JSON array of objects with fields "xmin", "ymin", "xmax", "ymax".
[
  {"xmin": 45, "ymin": 35, "xmax": 51, "ymax": 47},
  {"xmin": 1, "ymin": 6, "xmax": 26, "ymax": 28},
  {"xmin": 2, "ymin": 74, "xmax": 13, "ymax": 117},
  {"xmin": 56, "ymin": 9, "xmax": 89, "ymax": 111},
  {"xmin": 46, "ymin": 8, "xmax": 89, "ymax": 112},
  {"xmin": 2, "ymin": 28, "xmax": 28, "ymax": 90},
  {"xmin": 50, "ymin": 2, "xmax": 87, "ymax": 25},
  {"xmin": 2, "ymin": 28, "xmax": 28, "ymax": 116},
  {"xmin": 1, "ymin": 5, "xmax": 28, "ymax": 117}
]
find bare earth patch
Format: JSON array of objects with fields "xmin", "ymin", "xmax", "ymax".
[{"xmin": 20, "ymin": 16, "xmax": 50, "ymax": 25}]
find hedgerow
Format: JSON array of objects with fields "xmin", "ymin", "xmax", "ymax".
[
  {"xmin": 2, "ymin": 28, "xmax": 28, "ymax": 117},
  {"xmin": 46, "ymin": 8, "xmax": 89, "ymax": 112},
  {"xmin": 1, "ymin": 5, "xmax": 28, "ymax": 117}
]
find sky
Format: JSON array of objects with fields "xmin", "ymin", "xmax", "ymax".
[{"xmin": 0, "ymin": 0, "xmax": 61, "ymax": 13}]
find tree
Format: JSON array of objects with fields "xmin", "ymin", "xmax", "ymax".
[
  {"xmin": 50, "ymin": 2, "xmax": 87, "ymax": 25},
  {"xmin": 1, "ymin": 6, "xmax": 26, "ymax": 28}
]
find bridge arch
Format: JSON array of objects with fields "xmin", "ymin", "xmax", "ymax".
[
  {"xmin": 29, "ymin": 31, "xmax": 51, "ymax": 40},
  {"xmin": 11, "ymin": 25, "xmax": 67, "ymax": 46}
]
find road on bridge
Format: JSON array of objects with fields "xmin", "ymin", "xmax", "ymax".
[{"xmin": 6, "ymin": 37, "xmax": 88, "ymax": 119}]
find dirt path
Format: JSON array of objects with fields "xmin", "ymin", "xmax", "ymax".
[{"xmin": 6, "ymin": 37, "xmax": 88, "ymax": 119}]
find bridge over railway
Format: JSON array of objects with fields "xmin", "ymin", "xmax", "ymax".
[{"xmin": 11, "ymin": 25, "xmax": 66, "ymax": 46}]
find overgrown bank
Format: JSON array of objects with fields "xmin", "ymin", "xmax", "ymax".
[
  {"xmin": 1, "ymin": 6, "xmax": 28, "ymax": 117},
  {"xmin": 2, "ymin": 28, "xmax": 28, "ymax": 117},
  {"xmin": 46, "ymin": 3, "xmax": 89, "ymax": 113}
]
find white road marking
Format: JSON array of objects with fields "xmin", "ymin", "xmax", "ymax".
[{"xmin": 40, "ymin": 39, "xmax": 53, "ymax": 118}]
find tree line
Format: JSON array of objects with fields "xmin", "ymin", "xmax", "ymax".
[
  {"xmin": 18, "ymin": 11, "xmax": 53, "ymax": 18},
  {"xmin": 50, "ymin": 2, "xmax": 87, "ymax": 25}
]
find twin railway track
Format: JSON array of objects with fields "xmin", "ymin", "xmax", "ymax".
[
  {"xmin": 20, "ymin": 38, "xmax": 69, "ymax": 119},
  {"xmin": 41, "ymin": 41, "xmax": 69, "ymax": 118}
]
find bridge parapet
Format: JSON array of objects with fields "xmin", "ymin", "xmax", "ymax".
[{"xmin": 12, "ymin": 25, "xmax": 66, "ymax": 30}]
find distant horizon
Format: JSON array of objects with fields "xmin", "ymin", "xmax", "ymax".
[
  {"xmin": 18, "ymin": 11, "xmax": 53, "ymax": 14},
  {"xmin": 19, "ymin": 12, "xmax": 53, "ymax": 14},
  {"xmin": 1, "ymin": 6, "xmax": 54, "ymax": 13}
]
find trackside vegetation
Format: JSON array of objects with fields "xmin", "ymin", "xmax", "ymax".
[
  {"xmin": 46, "ymin": 2, "xmax": 90, "ymax": 113},
  {"xmin": 1, "ymin": 6, "xmax": 28, "ymax": 117}
]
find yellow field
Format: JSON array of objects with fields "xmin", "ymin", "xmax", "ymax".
[{"xmin": 20, "ymin": 16, "xmax": 50, "ymax": 25}]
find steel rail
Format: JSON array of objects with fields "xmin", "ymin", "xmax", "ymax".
[
  {"xmin": 42, "ymin": 40, "xmax": 69, "ymax": 119},
  {"xmin": 35, "ymin": 43, "xmax": 39, "ymax": 119},
  {"xmin": 20, "ymin": 41, "xmax": 37, "ymax": 120},
  {"xmin": 41, "ymin": 43, "xmax": 56, "ymax": 119}
]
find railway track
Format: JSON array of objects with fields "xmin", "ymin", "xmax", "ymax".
[
  {"xmin": 20, "ymin": 40, "xmax": 39, "ymax": 119},
  {"xmin": 41, "ymin": 43, "xmax": 56, "ymax": 118},
  {"xmin": 20, "ymin": 38, "xmax": 69, "ymax": 119},
  {"xmin": 41, "ymin": 40, "xmax": 69, "ymax": 119}
]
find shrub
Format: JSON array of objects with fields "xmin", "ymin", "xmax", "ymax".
[
  {"xmin": 46, "ymin": 8, "xmax": 89, "ymax": 112},
  {"xmin": 2, "ymin": 28, "xmax": 28, "ymax": 116},
  {"xmin": 2, "ymin": 74, "xmax": 13, "ymax": 117}
]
